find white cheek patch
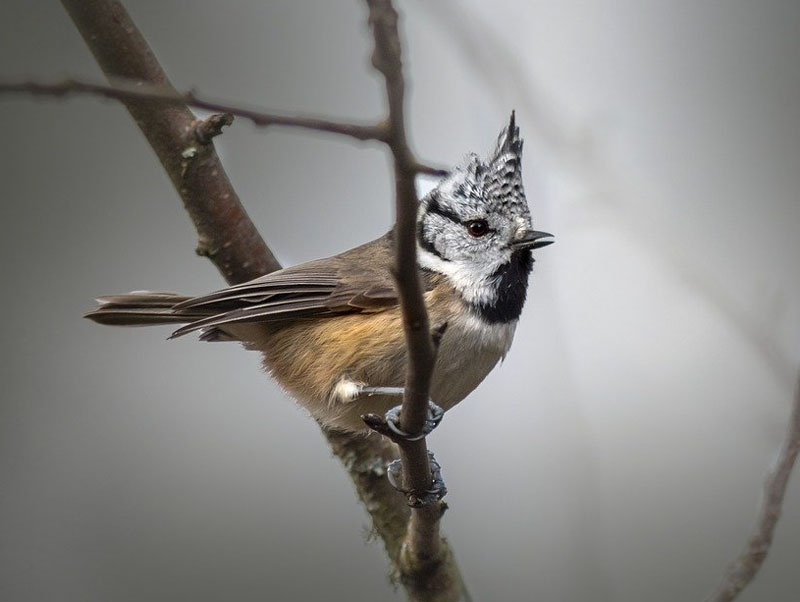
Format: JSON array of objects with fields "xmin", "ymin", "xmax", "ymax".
[{"xmin": 417, "ymin": 244, "xmax": 506, "ymax": 307}]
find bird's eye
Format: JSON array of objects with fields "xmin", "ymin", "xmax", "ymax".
[{"xmin": 466, "ymin": 220, "xmax": 489, "ymax": 237}]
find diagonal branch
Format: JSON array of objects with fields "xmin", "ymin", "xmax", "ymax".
[
  {"xmin": 704, "ymin": 370, "xmax": 800, "ymax": 602},
  {"xmin": 58, "ymin": 0, "xmax": 279, "ymax": 284}
]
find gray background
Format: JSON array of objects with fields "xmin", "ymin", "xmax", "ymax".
[{"xmin": 2, "ymin": 1, "xmax": 799, "ymax": 601}]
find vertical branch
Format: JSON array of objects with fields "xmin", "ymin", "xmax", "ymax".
[{"xmin": 364, "ymin": 0, "xmax": 455, "ymax": 585}]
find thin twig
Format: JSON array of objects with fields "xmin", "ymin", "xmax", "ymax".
[
  {"xmin": 0, "ymin": 78, "xmax": 449, "ymax": 177},
  {"xmin": 704, "ymin": 370, "xmax": 800, "ymax": 602},
  {"xmin": 0, "ymin": 79, "xmax": 385, "ymax": 141}
]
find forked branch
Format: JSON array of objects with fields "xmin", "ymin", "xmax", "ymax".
[{"xmin": 44, "ymin": 0, "xmax": 465, "ymax": 600}]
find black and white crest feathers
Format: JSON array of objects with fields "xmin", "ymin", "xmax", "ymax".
[{"xmin": 484, "ymin": 110, "xmax": 526, "ymax": 218}]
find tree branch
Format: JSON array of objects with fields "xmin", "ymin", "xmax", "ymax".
[
  {"xmin": 51, "ymin": 0, "xmax": 464, "ymax": 600},
  {"xmin": 704, "ymin": 370, "xmax": 800, "ymax": 602},
  {"xmin": 0, "ymin": 78, "xmax": 449, "ymax": 177},
  {"xmin": 0, "ymin": 79, "xmax": 384, "ymax": 142}
]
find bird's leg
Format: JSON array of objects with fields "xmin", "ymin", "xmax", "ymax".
[
  {"xmin": 358, "ymin": 385, "xmax": 444, "ymax": 441},
  {"xmin": 360, "ymin": 387, "xmax": 447, "ymax": 506},
  {"xmin": 357, "ymin": 385, "xmax": 405, "ymax": 397}
]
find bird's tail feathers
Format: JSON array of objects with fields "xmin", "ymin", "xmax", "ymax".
[{"xmin": 84, "ymin": 292, "xmax": 202, "ymax": 327}]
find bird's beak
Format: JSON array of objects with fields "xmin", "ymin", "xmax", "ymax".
[{"xmin": 512, "ymin": 230, "xmax": 554, "ymax": 250}]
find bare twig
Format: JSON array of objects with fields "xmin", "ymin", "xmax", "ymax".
[
  {"xmin": 0, "ymin": 78, "xmax": 449, "ymax": 176},
  {"xmin": 192, "ymin": 113, "xmax": 233, "ymax": 145},
  {"xmin": 704, "ymin": 370, "xmax": 800, "ymax": 602},
  {"xmin": 51, "ymin": 0, "xmax": 464, "ymax": 600},
  {"xmin": 0, "ymin": 79, "xmax": 384, "ymax": 141},
  {"xmin": 410, "ymin": 161, "xmax": 450, "ymax": 178}
]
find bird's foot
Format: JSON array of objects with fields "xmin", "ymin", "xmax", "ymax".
[
  {"xmin": 387, "ymin": 451, "xmax": 447, "ymax": 507},
  {"xmin": 361, "ymin": 398, "xmax": 444, "ymax": 442},
  {"xmin": 383, "ymin": 401, "xmax": 444, "ymax": 441}
]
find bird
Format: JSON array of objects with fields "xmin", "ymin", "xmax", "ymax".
[{"xmin": 85, "ymin": 112, "xmax": 553, "ymax": 435}]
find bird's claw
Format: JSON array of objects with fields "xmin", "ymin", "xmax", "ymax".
[
  {"xmin": 387, "ymin": 451, "xmax": 447, "ymax": 507},
  {"xmin": 384, "ymin": 401, "xmax": 444, "ymax": 441}
]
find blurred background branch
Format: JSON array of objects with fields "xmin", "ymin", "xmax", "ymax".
[{"xmin": 705, "ymin": 370, "xmax": 800, "ymax": 602}]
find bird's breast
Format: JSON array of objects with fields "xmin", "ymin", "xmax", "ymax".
[{"xmin": 431, "ymin": 310, "xmax": 517, "ymax": 409}]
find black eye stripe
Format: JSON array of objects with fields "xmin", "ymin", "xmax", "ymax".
[
  {"xmin": 426, "ymin": 195, "xmax": 462, "ymax": 224},
  {"xmin": 416, "ymin": 219, "xmax": 451, "ymax": 262},
  {"xmin": 426, "ymin": 194, "xmax": 500, "ymax": 240},
  {"xmin": 427, "ymin": 196, "xmax": 493, "ymax": 230}
]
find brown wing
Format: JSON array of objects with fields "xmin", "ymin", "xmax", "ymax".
[{"xmin": 169, "ymin": 233, "xmax": 434, "ymax": 339}]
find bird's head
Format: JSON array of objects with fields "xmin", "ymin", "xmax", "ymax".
[{"xmin": 417, "ymin": 112, "xmax": 552, "ymax": 321}]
